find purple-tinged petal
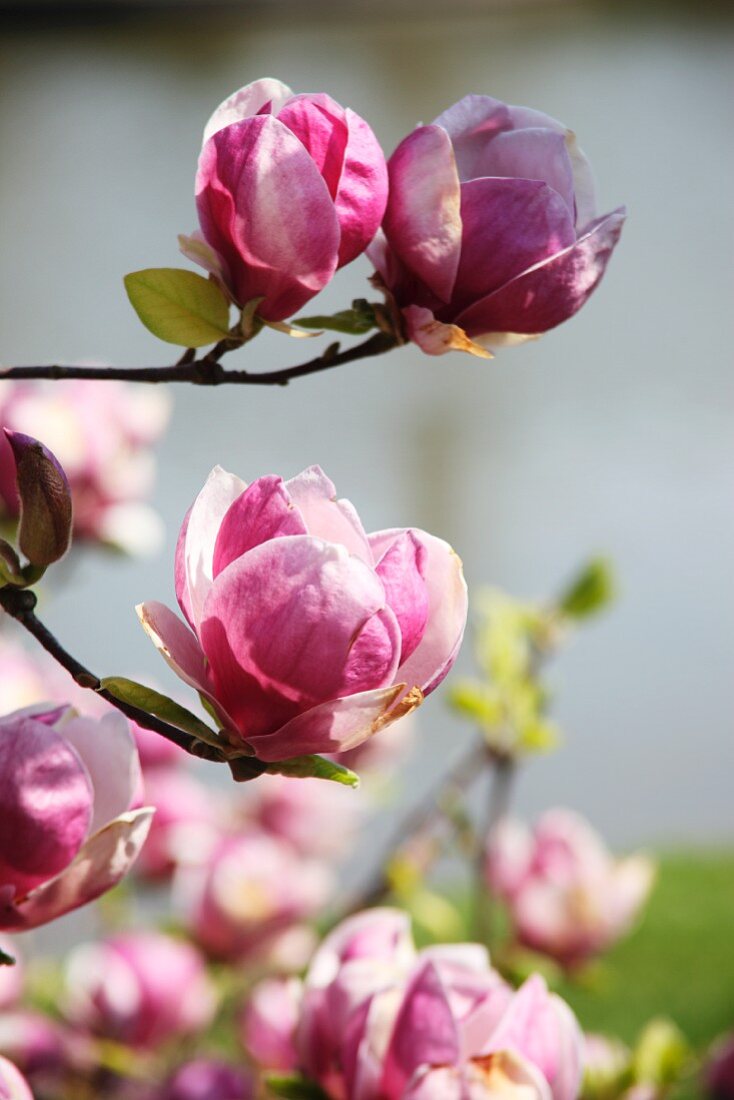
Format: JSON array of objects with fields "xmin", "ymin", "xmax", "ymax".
[
  {"xmin": 381, "ymin": 961, "xmax": 460, "ymax": 1098},
  {"xmin": 449, "ymin": 178, "xmax": 575, "ymax": 314},
  {"xmin": 475, "ymin": 129, "xmax": 576, "ymax": 221},
  {"xmin": 180, "ymin": 466, "xmax": 247, "ymax": 630},
  {"xmin": 0, "ymin": 808, "xmax": 153, "ymax": 932},
  {"xmin": 285, "ymin": 466, "xmax": 373, "ymax": 564},
  {"xmin": 374, "ymin": 530, "xmax": 429, "ymax": 664},
  {"xmin": 454, "ymin": 207, "xmax": 626, "ymax": 338},
  {"xmin": 370, "ymin": 529, "xmax": 468, "ymax": 696},
  {"xmin": 383, "ymin": 125, "xmax": 462, "ymax": 303},
  {"xmin": 431, "ymin": 95, "xmax": 513, "ymax": 180},
  {"xmin": 196, "ymin": 115, "xmax": 340, "ymax": 320},
  {"xmin": 202, "ymin": 78, "xmax": 293, "ymax": 144},
  {"xmin": 199, "ymin": 537, "xmax": 401, "ymax": 739},
  {"xmin": 212, "ymin": 475, "xmax": 306, "ymax": 578},
  {"xmin": 335, "ymin": 108, "xmax": 389, "ymax": 266},
  {"xmin": 0, "ymin": 718, "xmax": 92, "ymax": 899},
  {"xmin": 403, "ymin": 307, "xmax": 492, "ymax": 359},
  {"xmin": 245, "ymin": 684, "xmax": 406, "ymax": 762},
  {"xmin": 306, "ymin": 908, "xmax": 416, "ymax": 989},
  {"xmin": 564, "ymin": 132, "xmax": 597, "ymax": 233},
  {"xmin": 60, "ymin": 713, "xmax": 140, "ymax": 834}
]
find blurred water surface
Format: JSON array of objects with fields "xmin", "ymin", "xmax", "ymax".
[{"xmin": 0, "ymin": 4, "xmax": 732, "ymax": 856}]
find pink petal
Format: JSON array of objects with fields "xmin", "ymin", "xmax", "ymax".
[
  {"xmin": 381, "ymin": 961, "xmax": 460, "ymax": 1097},
  {"xmin": 60, "ymin": 712, "xmax": 140, "ymax": 834},
  {"xmin": 475, "ymin": 129, "xmax": 576, "ymax": 221},
  {"xmin": 199, "ymin": 537, "xmax": 401, "ymax": 740},
  {"xmin": 432, "ymin": 95, "xmax": 513, "ymax": 180},
  {"xmin": 202, "ymin": 78, "xmax": 294, "ymax": 144},
  {"xmin": 196, "ymin": 115, "xmax": 340, "ymax": 320},
  {"xmin": 212, "ymin": 475, "xmax": 306, "ymax": 578},
  {"xmin": 277, "ymin": 93, "xmax": 349, "ymax": 202},
  {"xmin": 0, "ymin": 717, "xmax": 92, "ymax": 899},
  {"xmin": 402, "ymin": 307, "xmax": 493, "ymax": 359},
  {"xmin": 336, "ymin": 108, "xmax": 389, "ymax": 266},
  {"xmin": 370, "ymin": 529, "xmax": 468, "ymax": 696},
  {"xmin": 306, "ymin": 907, "xmax": 416, "ymax": 989},
  {"xmin": 454, "ymin": 207, "xmax": 626, "ymax": 338},
  {"xmin": 0, "ymin": 1055, "xmax": 33, "ymax": 1100},
  {"xmin": 285, "ymin": 466, "xmax": 372, "ymax": 564},
  {"xmin": 245, "ymin": 684, "xmax": 405, "ymax": 762},
  {"xmin": 374, "ymin": 530, "xmax": 428, "ymax": 663},
  {"xmin": 384, "ymin": 125, "xmax": 462, "ymax": 304},
  {"xmin": 402, "ymin": 1066, "xmax": 464, "ymax": 1100},
  {"xmin": 0, "ymin": 809, "xmax": 153, "ymax": 931},
  {"xmin": 449, "ymin": 178, "xmax": 576, "ymax": 314},
  {"xmin": 180, "ymin": 466, "xmax": 247, "ymax": 630}
]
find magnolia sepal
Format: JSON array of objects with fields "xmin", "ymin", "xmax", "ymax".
[{"xmin": 3, "ymin": 430, "xmax": 72, "ymax": 569}]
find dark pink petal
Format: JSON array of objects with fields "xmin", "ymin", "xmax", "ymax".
[
  {"xmin": 61, "ymin": 713, "xmax": 140, "ymax": 834},
  {"xmin": 383, "ymin": 125, "xmax": 462, "ymax": 303},
  {"xmin": 212, "ymin": 475, "xmax": 306, "ymax": 578},
  {"xmin": 202, "ymin": 78, "xmax": 293, "ymax": 144},
  {"xmin": 369, "ymin": 529, "xmax": 468, "ymax": 696},
  {"xmin": 431, "ymin": 95, "xmax": 513, "ymax": 180},
  {"xmin": 0, "ymin": 718, "xmax": 92, "ymax": 899},
  {"xmin": 374, "ymin": 530, "xmax": 428, "ymax": 664},
  {"xmin": 475, "ymin": 129, "xmax": 576, "ymax": 221},
  {"xmin": 449, "ymin": 178, "xmax": 575, "ymax": 314},
  {"xmin": 174, "ymin": 505, "xmax": 194, "ymax": 630},
  {"xmin": 454, "ymin": 207, "xmax": 626, "ymax": 338},
  {"xmin": 196, "ymin": 115, "xmax": 340, "ymax": 320},
  {"xmin": 0, "ymin": 809, "xmax": 153, "ymax": 932},
  {"xmin": 199, "ymin": 537, "xmax": 400, "ymax": 740},
  {"xmin": 335, "ymin": 108, "xmax": 389, "ymax": 266},
  {"xmin": 277, "ymin": 94, "xmax": 349, "ymax": 202},
  {"xmin": 245, "ymin": 684, "xmax": 405, "ymax": 762},
  {"xmin": 381, "ymin": 961, "xmax": 460, "ymax": 1098},
  {"xmin": 285, "ymin": 466, "xmax": 372, "ymax": 564}
]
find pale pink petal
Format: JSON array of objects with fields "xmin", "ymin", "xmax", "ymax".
[
  {"xmin": 383, "ymin": 125, "xmax": 462, "ymax": 303},
  {"xmin": 245, "ymin": 684, "xmax": 406, "ymax": 762},
  {"xmin": 454, "ymin": 207, "xmax": 626, "ymax": 338},
  {"xmin": 403, "ymin": 1066, "xmax": 465, "ymax": 1100},
  {"xmin": 432, "ymin": 95, "xmax": 512, "ymax": 180},
  {"xmin": 381, "ymin": 961, "xmax": 460, "ymax": 1097},
  {"xmin": 0, "ymin": 809, "xmax": 153, "ymax": 931},
  {"xmin": 196, "ymin": 115, "xmax": 340, "ymax": 320},
  {"xmin": 475, "ymin": 129, "xmax": 576, "ymax": 220},
  {"xmin": 0, "ymin": 718, "xmax": 92, "ymax": 898},
  {"xmin": 212, "ymin": 475, "xmax": 306, "ymax": 578},
  {"xmin": 0, "ymin": 1055, "xmax": 33, "ymax": 1100},
  {"xmin": 284, "ymin": 466, "xmax": 373, "ymax": 564},
  {"xmin": 174, "ymin": 504, "xmax": 194, "ymax": 628},
  {"xmin": 306, "ymin": 908, "xmax": 416, "ymax": 990},
  {"xmin": 202, "ymin": 78, "xmax": 294, "ymax": 144},
  {"xmin": 370, "ymin": 528, "xmax": 468, "ymax": 696},
  {"xmin": 374, "ymin": 530, "xmax": 429, "ymax": 663},
  {"xmin": 60, "ymin": 712, "xmax": 140, "ymax": 834},
  {"xmin": 466, "ymin": 1051, "xmax": 553, "ymax": 1100},
  {"xmin": 403, "ymin": 307, "xmax": 492, "ymax": 359},
  {"xmin": 181, "ymin": 466, "xmax": 247, "ymax": 630}
]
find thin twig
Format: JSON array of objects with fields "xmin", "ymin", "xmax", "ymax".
[
  {"xmin": 0, "ymin": 331, "xmax": 399, "ymax": 386},
  {"xmin": 474, "ymin": 755, "xmax": 515, "ymax": 943},
  {"xmin": 0, "ymin": 585, "xmax": 225, "ymax": 761}
]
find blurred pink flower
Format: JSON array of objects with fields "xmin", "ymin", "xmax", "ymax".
[
  {"xmin": 0, "ymin": 380, "xmax": 170, "ymax": 555},
  {"xmin": 0, "ymin": 1055, "xmax": 32, "ymax": 1100},
  {"xmin": 0, "ymin": 706, "xmax": 152, "ymax": 931},
  {"xmin": 238, "ymin": 773, "xmax": 363, "ymax": 861},
  {"xmin": 371, "ymin": 94, "xmax": 624, "ymax": 357},
  {"xmin": 183, "ymin": 78, "xmax": 388, "ymax": 321},
  {"xmin": 160, "ymin": 1059, "xmax": 255, "ymax": 1100},
  {"xmin": 139, "ymin": 465, "xmax": 467, "ymax": 763},
  {"xmin": 134, "ymin": 766, "xmax": 220, "ymax": 881},
  {"xmin": 63, "ymin": 931, "xmax": 216, "ymax": 1050},
  {"xmin": 486, "ymin": 809, "xmax": 655, "ymax": 967},
  {"xmin": 707, "ymin": 1033, "xmax": 734, "ymax": 1099},
  {"xmin": 241, "ymin": 977, "xmax": 302, "ymax": 1071}
]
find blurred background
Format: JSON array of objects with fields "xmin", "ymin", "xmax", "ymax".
[{"xmin": 0, "ymin": 0, "xmax": 732, "ymax": 861}]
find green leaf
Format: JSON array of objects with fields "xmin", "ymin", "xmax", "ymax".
[
  {"xmin": 295, "ymin": 301, "xmax": 376, "ymax": 335},
  {"xmin": 265, "ymin": 754, "xmax": 359, "ymax": 787},
  {"xmin": 265, "ymin": 1074, "xmax": 330, "ymax": 1100},
  {"xmin": 124, "ymin": 268, "xmax": 230, "ymax": 347},
  {"xmin": 558, "ymin": 557, "xmax": 615, "ymax": 620},
  {"xmin": 99, "ymin": 677, "xmax": 222, "ymax": 750}
]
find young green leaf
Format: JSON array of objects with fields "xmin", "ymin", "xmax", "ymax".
[
  {"xmin": 99, "ymin": 677, "xmax": 222, "ymax": 750},
  {"xmin": 558, "ymin": 557, "xmax": 615, "ymax": 620},
  {"xmin": 295, "ymin": 301, "xmax": 376, "ymax": 335},
  {"xmin": 124, "ymin": 268, "xmax": 230, "ymax": 347},
  {"xmin": 265, "ymin": 754, "xmax": 359, "ymax": 788},
  {"xmin": 265, "ymin": 1074, "xmax": 330, "ymax": 1100}
]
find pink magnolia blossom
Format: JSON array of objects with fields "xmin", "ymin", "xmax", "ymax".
[
  {"xmin": 175, "ymin": 830, "xmax": 332, "ymax": 963},
  {"xmin": 139, "ymin": 465, "xmax": 467, "ymax": 762},
  {"xmin": 134, "ymin": 766, "xmax": 220, "ymax": 881},
  {"xmin": 160, "ymin": 1060, "xmax": 255, "ymax": 1100},
  {"xmin": 241, "ymin": 977, "xmax": 302, "ymax": 1071},
  {"xmin": 486, "ymin": 809, "xmax": 655, "ymax": 967},
  {"xmin": 238, "ymin": 772, "xmax": 364, "ymax": 860},
  {"xmin": 0, "ymin": 706, "xmax": 152, "ymax": 932},
  {"xmin": 0, "ymin": 380, "xmax": 170, "ymax": 554},
  {"xmin": 63, "ymin": 931, "xmax": 217, "ymax": 1050},
  {"xmin": 183, "ymin": 78, "xmax": 388, "ymax": 321},
  {"xmin": 0, "ymin": 1056, "xmax": 32, "ymax": 1100},
  {"xmin": 371, "ymin": 94, "xmax": 625, "ymax": 357},
  {"xmin": 297, "ymin": 909, "xmax": 583, "ymax": 1100}
]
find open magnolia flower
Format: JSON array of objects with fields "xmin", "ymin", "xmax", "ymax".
[
  {"xmin": 138, "ymin": 465, "xmax": 467, "ymax": 762},
  {"xmin": 0, "ymin": 706, "xmax": 152, "ymax": 931}
]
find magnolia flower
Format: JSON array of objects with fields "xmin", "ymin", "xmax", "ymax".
[
  {"xmin": 0, "ymin": 706, "xmax": 152, "ymax": 931},
  {"xmin": 371, "ymin": 93, "xmax": 625, "ymax": 357},
  {"xmin": 183, "ymin": 77, "xmax": 388, "ymax": 321},
  {"xmin": 0, "ymin": 380, "xmax": 170, "ymax": 555},
  {"xmin": 241, "ymin": 977, "xmax": 302, "ymax": 1071},
  {"xmin": 160, "ymin": 1060, "xmax": 255, "ymax": 1100},
  {"xmin": 139, "ymin": 465, "xmax": 467, "ymax": 762},
  {"xmin": 486, "ymin": 809, "xmax": 655, "ymax": 966},
  {"xmin": 0, "ymin": 1056, "xmax": 33, "ymax": 1100}
]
